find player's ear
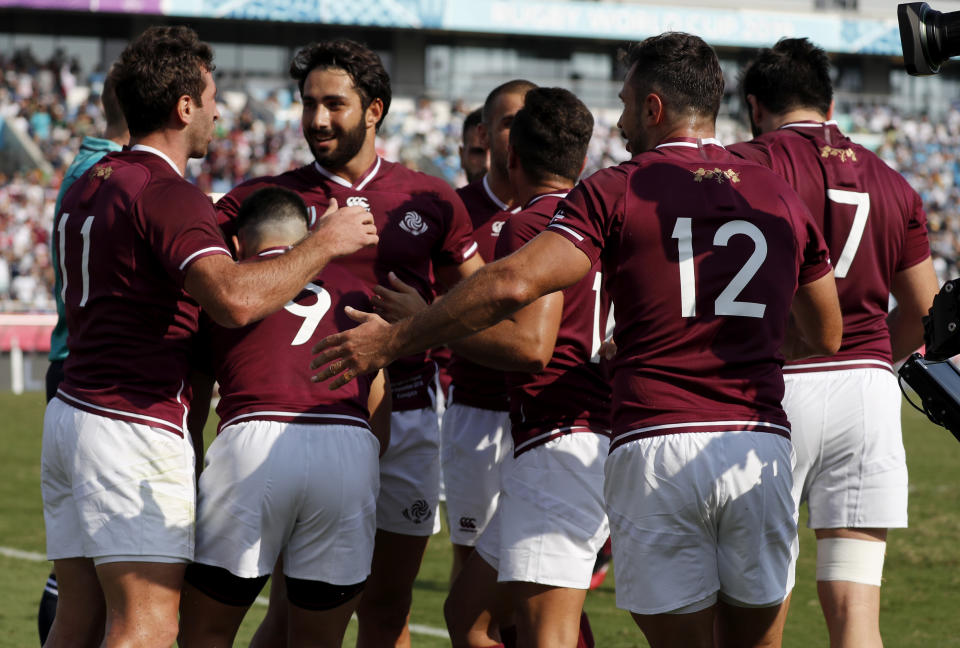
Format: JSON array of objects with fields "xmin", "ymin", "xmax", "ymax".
[
  {"xmin": 644, "ymin": 92, "xmax": 664, "ymax": 125},
  {"xmin": 176, "ymin": 93, "xmax": 193, "ymax": 127},
  {"xmin": 232, "ymin": 234, "xmax": 244, "ymax": 260},
  {"xmin": 477, "ymin": 120, "xmax": 490, "ymax": 147},
  {"xmin": 365, "ymin": 98, "xmax": 384, "ymax": 130}
]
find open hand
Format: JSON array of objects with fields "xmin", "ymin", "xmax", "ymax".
[
  {"xmin": 315, "ymin": 198, "xmax": 379, "ymax": 258},
  {"xmin": 371, "ymin": 272, "xmax": 428, "ymax": 323},
  {"xmin": 310, "ymin": 307, "xmax": 396, "ymax": 389}
]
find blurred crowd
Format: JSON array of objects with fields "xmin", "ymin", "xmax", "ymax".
[{"xmin": 2, "ymin": 51, "xmax": 959, "ymax": 312}]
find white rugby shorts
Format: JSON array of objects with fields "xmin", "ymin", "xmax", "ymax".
[
  {"xmin": 194, "ymin": 421, "xmax": 379, "ymax": 584},
  {"xmin": 377, "ymin": 408, "xmax": 443, "ymax": 535},
  {"xmin": 42, "ymin": 397, "xmax": 195, "ymax": 563},
  {"xmin": 475, "ymin": 432, "xmax": 609, "ymax": 589},
  {"xmin": 441, "ymin": 403, "xmax": 512, "ymax": 546},
  {"xmin": 605, "ymin": 431, "xmax": 798, "ymax": 615},
  {"xmin": 783, "ymin": 367, "xmax": 908, "ymax": 529}
]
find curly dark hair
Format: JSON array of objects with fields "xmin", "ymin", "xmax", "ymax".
[
  {"xmin": 509, "ymin": 87, "xmax": 593, "ymax": 184},
  {"xmin": 113, "ymin": 26, "xmax": 215, "ymax": 138},
  {"xmin": 740, "ymin": 37, "xmax": 833, "ymax": 117},
  {"xmin": 289, "ymin": 39, "xmax": 391, "ymax": 130},
  {"xmin": 620, "ymin": 32, "xmax": 724, "ymax": 121}
]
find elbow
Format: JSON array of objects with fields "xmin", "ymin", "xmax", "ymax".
[
  {"xmin": 512, "ymin": 339, "xmax": 554, "ymax": 373},
  {"xmin": 811, "ymin": 322, "xmax": 843, "ymax": 357},
  {"xmin": 206, "ymin": 294, "xmax": 258, "ymax": 329}
]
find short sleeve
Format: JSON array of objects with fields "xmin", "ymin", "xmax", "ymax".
[
  {"xmin": 141, "ymin": 181, "xmax": 232, "ymax": 286},
  {"xmin": 546, "ymin": 167, "xmax": 626, "ymax": 265},
  {"xmin": 898, "ymin": 189, "xmax": 932, "ymax": 271},
  {"xmin": 430, "ymin": 182, "xmax": 479, "ymax": 267}
]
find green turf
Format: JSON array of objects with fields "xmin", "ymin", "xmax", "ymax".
[{"xmin": 2, "ymin": 390, "xmax": 959, "ymax": 646}]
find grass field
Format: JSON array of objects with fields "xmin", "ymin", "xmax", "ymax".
[{"xmin": 2, "ymin": 390, "xmax": 960, "ymax": 646}]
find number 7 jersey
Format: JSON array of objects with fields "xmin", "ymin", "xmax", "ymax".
[{"xmin": 547, "ymin": 138, "xmax": 832, "ymax": 450}]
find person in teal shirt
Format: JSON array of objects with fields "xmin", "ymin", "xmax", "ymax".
[{"xmin": 40, "ymin": 64, "xmax": 128, "ymax": 647}]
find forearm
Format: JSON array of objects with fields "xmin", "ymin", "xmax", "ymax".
[
  {"xmin": 887, "ymin": 305, "xmax": 926, "ymax": 363},
  {"xmin": 450, "ymin": 319, "xmax": 544, "ymax": 372}
]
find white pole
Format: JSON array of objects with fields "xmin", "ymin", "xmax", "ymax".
[{"xmin": 11, "ymin": 337, "xmax": 24, "ymax": 395}]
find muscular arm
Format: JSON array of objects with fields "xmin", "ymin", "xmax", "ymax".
[
  {"xmin": 448, "ymin": 292, "xmax": 563, "ymax": 373},
  {"xmin": 888, "ymin": 256, "xmax": 939, "ymax": 362},
  {"xmin": 186, "ymin": 203, "xmax": 377, "ymax": 328},
  {"xmin": 782, "ymin": 272, "xmax": 843, "ymax": 360},
  {"xmin": 312, "ymin": 231, "xmax": 592, "ymax": 386}
]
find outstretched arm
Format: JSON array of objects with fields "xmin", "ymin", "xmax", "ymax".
[
  {"xmin": 186, "ymin": 199, "xmax": 378, "ymax": 328},
  {"xmin": 311, "ymin": 231, "xmax": 591, "ymax": 388}
]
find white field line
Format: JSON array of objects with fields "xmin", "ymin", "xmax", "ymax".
[{"xmin": 1, "ymin": 546, "xmax": 449, "ymax": 639}]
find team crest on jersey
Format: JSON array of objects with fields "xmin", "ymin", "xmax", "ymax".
[
  {"xmin": 399, "ymin": 211, "xmax": 428, "ymax": 235},
  {"xmin": 693, "ymin": 167, "xmax": 741, "ymax": 184},
  {"xmin": 89, "ymin": 164, "xmax": 113, "ymax": 180},
  {"xmin": 402, "ymin": 499, "xmax": 432, "ymax": 524},
  {"xmin": 820, "ymin": 145, "xmax": 858, "ymax": 163},
  {"xmin": 491, "ymin": 220, "xmax": 505, "ymax": 236},
  {"xmin": 346, "ymin": 196, "xmax": 370, "ymax": 210}
]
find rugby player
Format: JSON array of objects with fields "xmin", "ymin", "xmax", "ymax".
[
  {"xmin": 311, "ymin": 32, "xmax": 844, "ymax": 648},
  {"xmin": 178, "ymin": 187, "xmax": 389, "ymax": 648},
  {"xmin": 215, "ymin": 39, "xmax": 482, "ymax": 647},
  {"xmin": 442, "ymin": 86, "xmax": 609, "ymax": 648},
  {"xmin": 732, "ymin": 38, "xmax": 939, "ymax": 648},
  {"xmin": 38, "ymin": 61, "xmax": 129, "ymax": 646},
  {"xmin": 41, "ymin": 26, "xmax": 376, "ymax": 648}
]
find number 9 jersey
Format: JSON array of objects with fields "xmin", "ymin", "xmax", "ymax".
[{"xmin": 546, "ymin": 138, "xmax": 832, "ymax": 451}]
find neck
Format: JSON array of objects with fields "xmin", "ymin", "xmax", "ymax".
[
  {"xmin": 657, "ymin": 116, "xmax": 717, "ymax": 146},
  {"xmin": 104, "ymin": 126, "xmax": 129, "ymax": 147},
  {"xmin": 131, "ymin": 132, "xmax": 188, "ymax": 175},
  {"xmin": 321, "ymin": 134, "xmax": 378, "ymax": 185},
  {"xmin": 515, "ymin": 177, "xmax": 573, "ymax": 207},
  {"xmin": 769, "ymin": 108, "xmax": 829, "ymax": 130},
  {"xmin": 484, "ymin": 168, "xmax": 516, "ymax": 208}
]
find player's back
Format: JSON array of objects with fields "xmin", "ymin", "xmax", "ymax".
[
  {"xmin": 550, "ymin": 139, "xmax": 831, "ymax": 449},
  {"xmin": 205, "ymin": 257, "xmax": 374, "ymax": 434},
  {"xmin": 731, "ymin": 123, "xmax": 929, "ymax": 368}
]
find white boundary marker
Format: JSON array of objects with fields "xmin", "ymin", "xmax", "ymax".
[{"xmin": 1, "ymin": 546, "xmax": 449, "ymax": 639}]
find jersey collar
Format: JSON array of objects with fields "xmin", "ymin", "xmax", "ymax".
[
  {"xmin": 654, "ymin": 137, "xmax": 725, "ymax": 151},
  {"xmin": 130, "ymin": 144, "xmax": 182, "ymax": 177},
  {"xmin": 314, "ymin": 156, "xmax": 382, "ymax": 191},
  {"xmin": 524, "ymin": 191, "xmax": 569, "ymax": 210},
  {"xmin": 482, "ymin": 174, "xmax": 521, "ymax": 213},
  {"xmin": 779, "ymin": 119, "xmax": 839, "ymax": 130}
]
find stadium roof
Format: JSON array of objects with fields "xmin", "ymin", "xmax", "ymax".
[{"xmin": 0, "ymin": 0, "xmax": 903, "ymax": 56}]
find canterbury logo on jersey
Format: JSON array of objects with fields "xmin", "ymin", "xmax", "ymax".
[
  {"xmin": 491, "ymin": 220, "xmax": 505, "ymax": 236},
  {"xmin": 399, "ymin": 211, "xmax": 428, "ymax": 235},
  {"xmin": 459, "ymin": 517, "xmax": 478, "ymax": 531},
  {"xmin": 346, "ymin": 196, "xmax": 370, "ymax": 210}
]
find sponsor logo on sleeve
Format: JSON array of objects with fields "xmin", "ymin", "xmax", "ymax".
[
  {"xmin": 346, "ymin": 196, "xmax": 370, "ymax": 210},
  {"xmin": 402, "ymin": 498, "xmax": 432, "ymax": 524},
  {"xmin": 399, "ymin": 211, "xmax": 428, "ymax": 236}
]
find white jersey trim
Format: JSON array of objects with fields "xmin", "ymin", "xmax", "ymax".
[
  {"xmin": 314, "ymin": 156, "xmax": 382, "ymax": 190},
  {"xmin": 548, "ymin": 223, "xmax": 584, "ymax": 242},
  {"xmin": 482, "ymin": 175, "xmax": 520, "ymax": 213},
  {"xmin": 178, "ymin": 246, "xmax": 232, "ymax": 271},
  {"xmin": 655, "ymin": 138, "xmax": 725, "ymax": 150},
  {"xmin": 624, "ymin": 419, "xmax": 791, "ymax": 436},
  {"xmin": 780, "ymin": 120, "xmax": 839, "ymax": 130},
  {"xmin": 56, "ymin": 388, "xmax": 185, "ymax": 434},
  {"xmin": 784, "ymin": 359, "xmax": 893, "ymax": 372},
  {"xmin": 527, "ymin": 192, "xmax": 569, "ymax": 207},
  {"xmin": 462, "ymin": 240, "xmax": 479, "ymax": 259},
  {"xmin": 219, "ymin": 410, "xmax": 371, "ymax": 430},
  {"xmin": 130, "ymin": 144, "xmax": 183, "ymax": 177}
]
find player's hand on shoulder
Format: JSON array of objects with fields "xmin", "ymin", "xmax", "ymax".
[
  {"xmin": 372, "ymin": 272, "xmax": 428, "ymax": 323},
  {"xmin": 311, "ymin": 307, "xmax": 396, "ymax": 389},
  {"xmin": 315, "ymin": 197, "xmax": 379, "ymax": 258}
]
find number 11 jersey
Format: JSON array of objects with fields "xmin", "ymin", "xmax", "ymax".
[{"xmin": 546, "ymin": 138, "xmax": 832, "ymax": 451}]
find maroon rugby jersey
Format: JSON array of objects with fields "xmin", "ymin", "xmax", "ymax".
[
  {"xmin": 495, "ymin": 192, "xmax": 612, "ymax": 456},
  {"xmin": 546, "ymin": 138, "xmax": 832, "ymax": 451},
  {"xmin": 216, "ymin": 157, "xmax": 478, "ymax": 410},
  {"xmin": 447, "ymin": 176, "xmax": 521, "ymax": 410},
  {"xmin": 200, "ymin": 249, "xmax": 374, "ymax": 434},
  {"xmin": 55, "ymin": 146, "xmax": 232, "ymax": 436},
  {"xmin": 730, "ymin": 121, "xmax": 931, "ymax": 373}
]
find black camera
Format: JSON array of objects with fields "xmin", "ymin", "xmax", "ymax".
[
  {"xmin": 898, "ymin": 278, "xmax": 960, "ymax": 440},
  {"xmin": 898, "ymin": 2, "xmax": 960, "ymax": 75}
]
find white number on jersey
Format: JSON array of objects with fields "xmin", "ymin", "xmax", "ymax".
[
  {"xmin": 827, "ymin": 189, "xmax": 870, "ymax": 279},
  {"xmin": 284, "ymin": 283, "xmax": 332, "ymax": 346},
  {"xmin": 671, "ymin": 217, "xmax": 768, "ymax": 319},
  {"xmin": 589, "ymin": 272, "xmax": 616, "ymax": 364},
  {"xmin": 57, "ymin": 213, "xmax": 96, "ymax": 308}
]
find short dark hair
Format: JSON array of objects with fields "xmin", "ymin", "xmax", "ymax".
[
  {"xmin": 482, "ymin": 79, "xmax": 537, "ymax": 126},
  {"xmin": 462, "ymin": 107, "xmax": 483, "ymax": 144},
  {"xmin": 289, "ymin": 39, "xmax": 391, "ymax": 130},
  {"xmin": 509, "ymin": 87, "xmax": 593, "ymax": 184},
  {"xmin": 620, "ymin": 32, "xmax": 724, "ymax": 121},
  {"xmin": 114, "ymin": 26, "xmax": 214, "ymax": 137},
  {"xmin": 100, "ymin": 63, "xmax": 126, "ymax": 134},
  {"xmin": 740, "ymin": 37, "xmax": 833, "ymax": 116},
  {"xmin": 236, "ymin": 187, "xmax": 310, "ymax": 239}
]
